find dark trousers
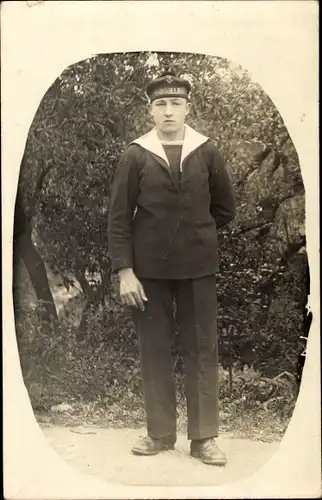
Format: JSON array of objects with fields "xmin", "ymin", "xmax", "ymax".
[{"xmin": 132, "ymin": 275, "xmax": 219, "ymax": 441}]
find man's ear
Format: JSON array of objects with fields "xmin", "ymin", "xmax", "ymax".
[{"xmin": 185, "ymin": 101, "xmax": 191, "ymax": 117}]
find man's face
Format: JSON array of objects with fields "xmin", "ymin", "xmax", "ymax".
[{"xmin": 150, "ymin": 97, "xmax": 190, "ymax": 135}]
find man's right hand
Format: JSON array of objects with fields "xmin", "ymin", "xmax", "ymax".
[{"xmin": 118, "ymin": 268, "xmax": 148, "ymax": 311}]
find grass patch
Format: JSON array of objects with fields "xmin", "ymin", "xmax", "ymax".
[{"xmin": 35, "ymin": 388, "xmax": 295, "ymax": 443}]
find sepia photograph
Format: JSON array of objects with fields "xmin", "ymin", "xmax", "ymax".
[
  {"xmin": 12, "ymin": 50, "xmax": 309, "ymax": 486},
  {"xmin": 3, "ymin": 1, "xmax": 319, "ymax": 498}
]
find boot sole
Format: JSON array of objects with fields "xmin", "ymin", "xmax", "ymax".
[{"xmin": 190, "ymin": 451, "xmax": 227, "ymax": 466}]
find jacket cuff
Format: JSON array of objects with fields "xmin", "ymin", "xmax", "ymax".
[{"xmin": 111, "ymin": 256, "xmax": 133, "ymax": 273}]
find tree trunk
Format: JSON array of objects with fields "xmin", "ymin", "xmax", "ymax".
[
  {"xmin": 13, "ymin": 192, "xmax": 58, "ymax": 321},
  {"xmin": 228, "ymin": 364, "xmax": 233, "ymax": 393},
  {"xmin": 15, "ymin": 231, "xmax": 58, "ymax": 321},
  {"xmin": 13, "ymin": 155, "xmax": 58, "ymax": 321}
]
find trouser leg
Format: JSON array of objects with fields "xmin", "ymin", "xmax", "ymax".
[
  {"xmin": 132, "ymin": 279, "xmax": 176, "ymax": 440},
  {"xmin": 176, "ymin": 275, "xmax": 219, "ymax": 440}
]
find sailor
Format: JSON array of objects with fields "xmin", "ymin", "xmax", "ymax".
[{"xmin": 108, "ymin": 69, "xmax": 236, "ymax": 465}]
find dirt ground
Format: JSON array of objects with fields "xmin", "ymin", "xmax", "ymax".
[{"xmin": 41, "ymin": 425, "xmax": 280, "ymax": 487}]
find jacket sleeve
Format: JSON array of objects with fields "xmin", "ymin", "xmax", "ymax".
[
  {"xmin": 108, "ymin": 145, "xmax": 141, "ymax": 272},
  {"xmin": 206, "ymin": 142, "xmax": 237, "ymax": 229}
]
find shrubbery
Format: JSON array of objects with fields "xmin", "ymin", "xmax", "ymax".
[
  {"xmin": 15, "ymin": 300, "xmax": 296, "ymax": 440},
  {"xmin": 16, "ymin": 289, "xmax": 297, "ymax": 411},
  {"xmin": 13, "ymin": 52, "xmax": 308, "ymax": 433}
]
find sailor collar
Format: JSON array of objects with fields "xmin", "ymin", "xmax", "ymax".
[{"xmin": 131, "ymin": 125, "xmax": 209, "ymax": 171}]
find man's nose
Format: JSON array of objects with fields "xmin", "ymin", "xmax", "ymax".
[{"xmin": 164, "ymin": 105, "xmax": 173, "ymax": 116}]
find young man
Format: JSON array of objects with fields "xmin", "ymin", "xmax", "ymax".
[{"xmin": 108, "ymin": 70, "xmax": 236, "ymax": 465}]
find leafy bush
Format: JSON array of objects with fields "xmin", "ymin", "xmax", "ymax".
[{"xmin": 14, "ymin": 52, "xmax": 307, "ymax": 427}]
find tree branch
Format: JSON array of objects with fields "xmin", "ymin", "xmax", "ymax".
[
  {"xmin": 238, "ymin": 220, "xmax": 272, "ymax": 235},
  {"xmin": 256, "ymin": 236, "xmax": 306, "ymax": 294},
  {"xmin": 74, "ymin": 268, "xmax": 92, "ymax": 298}
]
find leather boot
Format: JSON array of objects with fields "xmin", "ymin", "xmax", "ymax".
[
  {"xmin": 131, "ymin": 436, "xmax": 176, "ymax": 456},
  {"xmin": 190, "ymin": 438, "xmax": 227, "ymax": 466}
]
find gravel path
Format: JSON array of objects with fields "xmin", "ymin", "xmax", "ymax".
[{"xmin": 41, "ymin": 426, "xmax": 279, "ymax": 487}]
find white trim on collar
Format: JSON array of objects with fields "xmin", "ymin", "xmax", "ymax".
[{"xmin": 131, "ymin": 125, "xmax": 209, "ymax": 171}]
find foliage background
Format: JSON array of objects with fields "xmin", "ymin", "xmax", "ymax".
[{"xmin": 13, "ymin": 52, "xmax": 308, "ymax": 439}]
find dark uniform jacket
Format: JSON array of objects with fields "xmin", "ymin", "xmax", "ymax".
[{"xmin": 108, "ymin": 125, "xmax": 236, "ymax": 279}]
